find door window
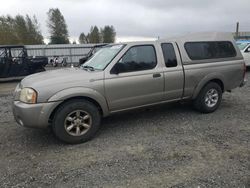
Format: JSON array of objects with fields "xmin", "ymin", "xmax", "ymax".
[
  {"xmin": 113, "ymin": 45, "xmax": 157, "ymax": 73},
  {"xmin": 161, "ymin": 43, "xmax": 177, "ymax": 67}
]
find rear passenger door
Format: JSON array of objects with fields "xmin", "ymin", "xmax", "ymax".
[{"xmin": 161, "ymin": 43, "xmax": 184, "ymax": 100}]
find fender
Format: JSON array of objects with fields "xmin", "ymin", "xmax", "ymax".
[
  {"xmin": 191, "ymin": 72, "xmax": 225, "ymax": 99},
  {"xmin": 48, "ymin": 87, "xmax": 110, "ymax": 116}
]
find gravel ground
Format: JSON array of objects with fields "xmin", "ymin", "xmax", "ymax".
[{"xmin": 0, "ymin": 73, "xmax": 249, "ymax": 188}]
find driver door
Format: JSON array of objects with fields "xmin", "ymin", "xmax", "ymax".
[{"xmin": 104, "ymin": 45, "xmax": 164, "ymax": 112}]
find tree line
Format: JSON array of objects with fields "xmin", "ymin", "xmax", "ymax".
[
  {"xmin": 0, "ymin": 8, "xmax": 116, "ymax": 45},
  {"xmin": 0, "ymin": 15, "xmax": 43, "ymax": 45},
  {"xmin": 79, "ymin": 25, "xmax": 116, "ymax": 44}
]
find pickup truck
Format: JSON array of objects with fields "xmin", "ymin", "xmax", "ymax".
[{"xmin": 13, "ymin": 32, "xmax": 247, "ymax": 144}]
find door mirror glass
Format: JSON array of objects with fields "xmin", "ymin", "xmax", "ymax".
[{"xmin": 111, "ymin": 63, "xmax": 124, "ymax": 74}]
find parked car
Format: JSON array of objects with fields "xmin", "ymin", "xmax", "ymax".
[
  {"xmin": 13, "ymin": 32, "xmax": 247, "ymax": 144},
  {"xmin": 78, "ymin": 44, "xmax": 107, "ymax": 66},
  {"xmin": 0, "ymin": 45, "xmax": 48, "ymax": 81},
  {"xmin": 236, "ymin": 41, "xmax": 250, "ymax": 67}
]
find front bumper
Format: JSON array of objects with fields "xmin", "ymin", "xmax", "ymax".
[{"xmin": 12, "ymin": 100, "xmax": 61, "ymax": 128}]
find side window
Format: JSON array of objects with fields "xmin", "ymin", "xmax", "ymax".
[
  {"xmin": 115, "ymin": 45, "xmax": 157, "ymax": 73},
  {"xmin": 185, "ymin": 41, "xmax": 236, "ymax": 60},
  {"xmin": 161, "ymin": 43, "xmax": 177, "ymax": 67}
]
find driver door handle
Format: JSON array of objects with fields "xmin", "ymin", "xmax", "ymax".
[{"xmin": 153, "ymin": 73, "xmax": 161, "ymax": 78}]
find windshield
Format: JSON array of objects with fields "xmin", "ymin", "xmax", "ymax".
[
  {"xmin": 81, "ymin": 44, "xmax": 125, "ymax": 70},
  {"xmin": 237, "ymin": 43, "xmax": 249, "ymax": 50}
]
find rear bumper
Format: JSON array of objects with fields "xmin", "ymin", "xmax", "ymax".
[{"xmin": 12, "ymin": 100, "xmax": 60, "ymax": 128}]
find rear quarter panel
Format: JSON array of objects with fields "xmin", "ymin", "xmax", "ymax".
[
  {"xmin": 175, "ymin": 37, "xmax": 245, "ymax": 98},
  {"xmin": 182, "ymin": 60, "xmax": 245, "ymax": 98}
]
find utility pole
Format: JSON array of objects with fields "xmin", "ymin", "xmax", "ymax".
[{"xmin": 236, "ymin": 22, "xmax": 239, "ymax": 39}]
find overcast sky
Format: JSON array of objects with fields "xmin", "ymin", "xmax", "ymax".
[{"xmin": 1, "ymin": 0, "xmax": 250, "ymax": 42}]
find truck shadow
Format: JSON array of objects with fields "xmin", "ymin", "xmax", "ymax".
[
  {"xmin": 13, "ymin": 102, "xmax": 194, "ymax": 147},
  {"xmin": 100, "ymin": 102, "xmax": 194, "ymax": 131}
]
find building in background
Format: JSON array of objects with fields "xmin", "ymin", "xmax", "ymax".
[{"xmin": 233, "ymin": 32, "xmax": 250, "ymax": 40}]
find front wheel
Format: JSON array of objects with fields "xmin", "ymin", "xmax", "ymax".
[
  {"xmin": 193, "ymin": 82, "xmax": 222, "ymax": 113},
  {"xmin": 52, "ymin": 99, "xmax": 101, "ymax": 144}
]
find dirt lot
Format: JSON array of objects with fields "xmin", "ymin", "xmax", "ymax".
[{"xmin": 0, "ymin": 73, "xmax": 249, "ymax": 188}]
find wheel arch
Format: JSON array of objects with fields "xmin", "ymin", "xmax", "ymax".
[
  {"xmin": 47, "ymin": 87, "xmax": 110, "ymax": 123},
  {"xmin": 48, "ymin": 96, "xmax": 106, "ymax": 124},
  {"xmin": 192, "ymin": 74, "xmax": 225, "ymax": 100}
]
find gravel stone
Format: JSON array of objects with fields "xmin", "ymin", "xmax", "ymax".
[{"xmin": 0, "ymin": 73, "xmax": 249, "ymax": 187}]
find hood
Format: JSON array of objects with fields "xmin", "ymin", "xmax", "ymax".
[{"xmin": 21, "ymin": 68, "xmax": 104, "ymax": 102}]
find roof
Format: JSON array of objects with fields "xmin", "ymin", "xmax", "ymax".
[
  {"xmin": 117, "ymin": 32, "xmax": 235, "ymax": 45},
  {"xmin": 159, "ymin": 32, "xmax": 235, "ymax": 43}
]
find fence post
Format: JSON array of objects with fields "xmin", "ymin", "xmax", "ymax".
[{"xmin": 69, "ymin": 48, "xmax": 73, "ymax": 64}]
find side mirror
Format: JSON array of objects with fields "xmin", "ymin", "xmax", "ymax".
[
  {"xmin": 79, "ymin": 57, "xmax": 88, "ymax": 65},
  {"xmin": 245, "ymin": 47, "xmax": 250, "ymax": 53},
  {"xmin": 111, "ymin": 63, "xmax": 120, "ymax": 74},
  {"xmin": 111, "ymin": 63, "xmax": 124, "ymax": 74}
]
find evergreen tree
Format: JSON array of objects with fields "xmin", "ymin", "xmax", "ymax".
[
  {"xmin": 0, "ymin": 16, "xmax": 18, "ymax": 44},
  {"xmin": 101, "ymin": 25, "xmax": 116, "ymax": 43},
  {"xmin": 79, "ymin": 32, "xmax": 90, "ymax": 44},
  {"xmin": 0, "ymin": 15, "xmax": 43, "ymax": 45},
  {"xmin": 88, "ymin": 26, "xmax": 100, "ymax": 43},
  {"xmin": 47, "ymin": 8, "xmax": 69, "ymax": 44},
  {"xmin": 14, "ymin": 15, "xmax": 29, "ymax": 44},
  {"xmin": 26, "ymin": 15, "xmax": 43, "ymax": 44}
]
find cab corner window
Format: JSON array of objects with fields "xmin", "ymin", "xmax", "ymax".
[
  {"xmin": 161, "ymin": 43, "xmax": 177, "ymax": 67},
  {"xmin": 113, "ymin": 45, "xmax": 157, "ymax": 73}
]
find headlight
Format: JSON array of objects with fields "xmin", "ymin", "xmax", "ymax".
[{"xmin": 19, "ymin": 88, "xmax": 37, "ymax": 104}]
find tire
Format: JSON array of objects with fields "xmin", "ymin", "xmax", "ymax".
[
  {"xmin": 193, "ymin": 82, "xmax": 222, "ymax": 113},
  {"xmin": 52, "ymin": 99, "xmax": 101, "ymax": 144}
]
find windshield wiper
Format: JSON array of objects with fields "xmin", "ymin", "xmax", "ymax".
[{"xmin": 82, "ymin": 65, "xmax": 95, "ymax": 71}]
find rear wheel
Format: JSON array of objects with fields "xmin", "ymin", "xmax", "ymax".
[
  {"xmin": 193, "ymin": 82, "xmax": 222, "ymax": 113},
  {"xmin": 52, "ymin": 99, "xmax": 101, "ymax": 144}
]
